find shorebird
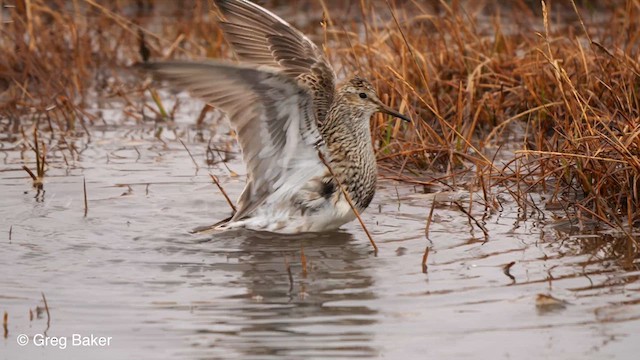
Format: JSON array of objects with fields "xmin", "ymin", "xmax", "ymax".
[{"xmin": 140, "ymin": 0, "xmax": 410, "ymax": 233}]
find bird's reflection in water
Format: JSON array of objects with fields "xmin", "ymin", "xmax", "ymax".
[{"xmin": 206, "ymin": 229, "xmax": 379, "ymax": 358}]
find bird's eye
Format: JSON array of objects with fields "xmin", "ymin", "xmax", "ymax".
[{"xmin": 359, "ymin": 92, "xmax": 367, "ymax": 99}]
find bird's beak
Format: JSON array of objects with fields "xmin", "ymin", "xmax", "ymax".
[{"xmin": 378, "ymin": 103, "xmax": 411, "ymax": 122}]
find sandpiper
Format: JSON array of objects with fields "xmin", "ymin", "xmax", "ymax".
[{"xmin": 140, "ymin": 0, "xmax": 410, "ymax": 233}]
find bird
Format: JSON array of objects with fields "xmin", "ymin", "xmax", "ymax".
[{"xmin": 138, "ymin": 0, "xmax": 410, "ymax": 233}]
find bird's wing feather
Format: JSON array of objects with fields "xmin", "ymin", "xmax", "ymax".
[
  {"xmin": 139, "ymin": 61, "xmax": 327, "ymax": 220},
  {"xmin": 214, "ymin": 0, "xmax": 336, "ymax": 125}
]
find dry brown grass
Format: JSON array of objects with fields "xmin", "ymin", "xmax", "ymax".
[
  {"xmin": 323, "ymin": 0, "xmax": 639, "ymax": 266},
  {"xmin": 0, "ymin": 0, "xmax": 222, "ymax": 128},
  {"xmin": 1, "ymin": 0, "xmax": 638, "ymax": 265}
]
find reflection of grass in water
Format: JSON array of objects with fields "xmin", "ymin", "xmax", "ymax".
[
  {"xmin": 1, "ymin": 0, "xmax": 638, "ymax": 264},
  {"xmin": 21, "ymin": 127, "xmax": 46, "ymax": 190}
]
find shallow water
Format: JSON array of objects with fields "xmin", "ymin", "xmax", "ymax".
[{"xmin": 1, "ymin": 116, "xmax": 639, "ymax": 360}]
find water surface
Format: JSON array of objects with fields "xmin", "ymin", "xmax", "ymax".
[{"xmin": 1, "ymin": 115, "xmax": 639, "ymax": 359}]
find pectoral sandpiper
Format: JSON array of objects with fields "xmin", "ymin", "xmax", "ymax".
[{"xmin": 139, "ymin": 0, "xmax": 410, "ymax": 233}]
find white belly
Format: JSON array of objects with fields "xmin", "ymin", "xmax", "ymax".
[{"xmin": 220, "ymin": 197, "xmax": 357, "ymax": 233}]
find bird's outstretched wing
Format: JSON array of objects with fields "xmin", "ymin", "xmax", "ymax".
[
  {"xmin": 214, "ymin": 0, "xmax": 336, "ymax": 125},
  {"xmin": 139, "ymin": 61, "xmax": 326, "ymax": 220}
]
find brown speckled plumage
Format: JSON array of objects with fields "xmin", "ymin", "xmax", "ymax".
[
  {"xmin": 319, "ymin": 78, "xmax": 381, "ymax": 211},
  {"xmin": 138, "ymin": 0, "xmax": 409, "ymax": 233}
]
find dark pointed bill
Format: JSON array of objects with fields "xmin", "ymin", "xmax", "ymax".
[{"xmin": 379, "ymin": 104, "xmax": 411, "ymax": 122}]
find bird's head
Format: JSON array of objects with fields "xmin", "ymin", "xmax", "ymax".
[{"xmin": 339, "ymin": 77, "xmax": 410, "ymax": 122}]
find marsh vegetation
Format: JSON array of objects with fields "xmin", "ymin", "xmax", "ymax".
[{"xmin": 1, "ymin": 1, "xmax": 639, "ymax": 358}]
